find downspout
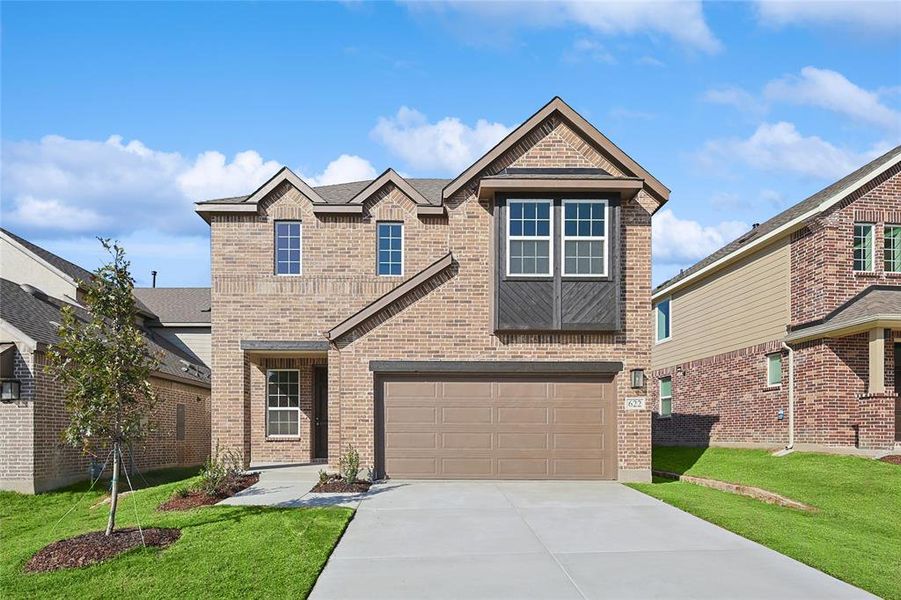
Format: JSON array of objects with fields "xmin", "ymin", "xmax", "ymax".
[{"xmin": 781, "ymin": 342, "xmax": 795, "ymax": 450}]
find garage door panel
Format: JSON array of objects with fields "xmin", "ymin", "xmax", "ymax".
[
  {"xmin": 386, "ymin": 406, "xmax": 437, "ymax": 424},
  {"xmin": 497, "ymin": 406, "xmax": 548, "ymax": 424},
  {"xmin": 441, "ymin": 432, "xmax": 493, "ymax": 450},
  {"xmin": 442, "ymin": 406, "xmax": 493, "ymax": 425},
  {"xmin": 382, "ymin": 375, "xmax": 617, "ymax": 480},
  {"xmin": 497, "ymin": 432, "xmax": 548, "ymax": 450}
]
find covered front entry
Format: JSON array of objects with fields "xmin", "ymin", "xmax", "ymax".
[{"xmin": 377, "ymin": 374, "xmax": 617, "ymax": 480}]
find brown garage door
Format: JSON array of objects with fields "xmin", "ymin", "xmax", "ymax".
[{"xmin": 379, "ymin": 375, "xmax": 617, "ymax": 480}]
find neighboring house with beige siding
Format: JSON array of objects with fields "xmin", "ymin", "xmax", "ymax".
[
  {"xmin": 651, "ymin": 146, "xmax": 901, "ymax": 452},
  {"xmin": 196, "ymin": 97, "xmax": 669, "ymax": 482},
  {"xmin": 134, "ymin": 287, "xmax": 212, "ymax": 367},
  {"xmin": 0, "ymin": 229, "xmax": 212, "ymax": 493}
]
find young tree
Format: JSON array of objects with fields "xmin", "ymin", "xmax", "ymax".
[{"xmin": 47, "ymin": 240, "xmax": 159, "ymax": 535}]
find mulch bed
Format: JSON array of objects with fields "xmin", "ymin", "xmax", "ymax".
[
  {"xmin": 880, "ymin": 455, "xmax": 901, "ymax": 465},
  {"xmin": 311, "ymin": 475, "xmax": 371, "ymax": 494},
  {"xmin": 157, "ymin": 473, "xmax": 259, "ymax": 511},
  {"xmin": 25, "ymin": 527, "xmax": 180, "ymax": 573}
]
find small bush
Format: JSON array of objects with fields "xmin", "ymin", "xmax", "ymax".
[
  {"xmin": 175, "ymin": 486, "xmax": 191, "ymax": 499},
  {"xmin": 198, "ymin": 446, "xmax": 245, "ymax": 496},
  {"xmin": 339, "ymin": 446, "xmax": 360, "ymax": 484},
  {"xmin": 318, "ymin": 469, "xmax": 330, "ymax": 485}
]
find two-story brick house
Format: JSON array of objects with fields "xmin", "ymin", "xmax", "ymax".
[
  {"xmin": 651, "ymin": 146, "xmax": 901, "ymax": 452},
  {"xmin": 195, "ymin": 98, "xmax": 669, "ymax": 481}
]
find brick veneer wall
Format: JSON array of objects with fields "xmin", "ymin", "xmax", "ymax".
[
  {"xmin": 210, "ymin": 114, "xmax": 658, "ymax": 478},
  {"xmin": 0, "ymin": 347, "xmax": 211, "ymax": 493}
]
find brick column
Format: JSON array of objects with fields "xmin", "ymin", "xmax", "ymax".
[{"xmin": 857, "ymin": 392, "xmax": 896, "ymax": 450}]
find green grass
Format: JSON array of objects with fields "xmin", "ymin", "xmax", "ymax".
[
  {"xmin": 629, "ymin": 447, "xmax": 901, "ymax": 599},
  {"xmin": 0, "ymin": 468, "xmax": 353, "ymax": 599}
]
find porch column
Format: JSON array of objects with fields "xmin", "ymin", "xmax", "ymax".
[{"xmin": 868, "ymin": 328, "xmax": 886, "ymax": 394}]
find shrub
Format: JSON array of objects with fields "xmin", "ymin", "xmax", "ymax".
[
  {"xmin": 198, "ymin": 446, "xmax": 244, "ymax": 496},
  {"xmin": 318, "ymin": 469, "xmax": 330, "ymax": 485},
  {"xmin": 175, "ymin": 486, "xmax": 191, "ymax": 499},
  {"xmin": 339, "ymin": 446, "xmax": 360, "ymax": 484}
]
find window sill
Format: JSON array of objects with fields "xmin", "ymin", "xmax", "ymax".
[
  {"xmin": 852, "ymin": 270, "xmax": 878, "ymax": 278},
  {"xmin": 655, "ymin": 337, "xmax": 672, "ymax": 345},
  {"xmin": 764, "ymin": 385, "xmax": 782, "ymax": 391},
  {"xmin": 656, "ymin": 414, "xmax": 672, "ymax": 420},
  {"xmin": 265, "ymin": 436, "xmax": 301, "ymax": 442}
]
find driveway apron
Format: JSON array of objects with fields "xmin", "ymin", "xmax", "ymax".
[{"xmin": 310, "ymin": 480, "xmax": 873, "ymax": 600}]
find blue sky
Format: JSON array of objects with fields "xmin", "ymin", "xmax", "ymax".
[{"xmin": 2, "ymin": 1, "xmax": 899, "ymax": 287}]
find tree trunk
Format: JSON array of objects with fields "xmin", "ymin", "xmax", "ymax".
[{"xmin": 106, "ymin": 442, "xmax": 119, "ymax": 535}]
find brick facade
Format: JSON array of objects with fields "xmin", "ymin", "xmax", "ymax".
[
  {"xmin": 0, "ymin": 345, "xmax": 211, "ymax": 493},
  {"xmin": 209, "ymin": 112, "xmax": 659, "ymax": 479},
  {"xmin": 652, "ymin": 168, "xmax": 900, "ymax": 451}
]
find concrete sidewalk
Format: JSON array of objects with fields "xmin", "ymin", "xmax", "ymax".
[
  {"xmin": 311, "ymin": 480, "xmax": 873, "ymax": 600},
  {"xmin": 217, "ymin": 464, "xmax": 366, "ymax": 508}
]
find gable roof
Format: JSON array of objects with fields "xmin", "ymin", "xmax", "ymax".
[
  {"xmin": 133, "ymin": 287, "xmax": 211, "ymax": 324},
  {"xmin": 1, "ymin": 228, "xmax": 94, "ymax": 285},
  {"xmin": 442, "ymin": 96, "xmax": 670, "ymax": 204},
  {"xmin": 326, "ymin": 252, "xmax": 455, "ymax": 342},
  {"xmin": 654, "ymin": 145, "xmax": 901, "ymax": 300},
  {"xmin": 0, "ymin": 278, "xmax": 210, "ymax": 387}
]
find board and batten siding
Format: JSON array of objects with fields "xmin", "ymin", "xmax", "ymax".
[{"xmin": 651, "ymin": 236, "xmax": 791, "ymax": 370}]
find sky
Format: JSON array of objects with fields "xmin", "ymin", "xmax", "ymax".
[{"xmin": 2, "ymin": 1, "xmax": 899, "ymax": 287}]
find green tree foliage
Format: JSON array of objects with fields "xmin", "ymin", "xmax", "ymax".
[{"xmin": 47, "ymin": 240, "xmax": 159, "ymax": 535}]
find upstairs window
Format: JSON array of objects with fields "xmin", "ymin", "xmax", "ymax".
[
  {"xmin": 377, "ymin": 222, "xmax": 404, "ymax": 276},
  {"xmin": 563, "ymin": 200, "xmax": 608, "ymax": 276},
  {"xmin": 659, "ymin": 376, "xmax": 673, "ymax": 418},
  {"xmin": 275, "ymin": 221, "xmax": 302, "ymax": 275},
  {"xmin": 853, "ymin": 223, "xmax": 874, "ymax": 272},
  {"xmin": 507, "ymin": 200, "xmax": 552, "ymax": 276},
  {"xmin": 656, "ymin": 298, "xmax": 671, "ymax": 343},
  {"xmin": 885, "ymin": 225, "xmax": 901, "ymax": 273}
]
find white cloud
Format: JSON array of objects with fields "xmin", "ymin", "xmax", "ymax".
[
  {"xmin": 702, "ymin": 86, "xmax": 766, "ymax": 116},
  {"xmin": 764, "ymin": 66, "xmax": 901, "ymax": 130},
  {"xmin": 302, "ymin": 154, "xmax": 377, "ymax": 186},
  {"xmin": 371, "ymin": 107, "xmax": 513, "ymax": 173},
  {"xmin": 178, "ymin": 150, "xmax": 281, "ymax": 202},
  {"xmin": 9, "ymin": 196, "xmax": 108, "ymax": 231},
  {"xmin": 699, "ymin": 121, "xmax": 888, "ymax": 179},
  {"xmin": 755, "ymin": 0, "xmax": 901, "ymax": 34},
  {"xmin": 405, "ymin": 1, "xmax": 721, "ymax": 53},
  {"xmin": 653, "ymin": 209, "xmax": 749, "ymax": 264},
  {"xmin": 564, "ymin": 38, "xmax": 616, "ymax": 64}
]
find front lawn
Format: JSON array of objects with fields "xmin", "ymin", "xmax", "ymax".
[
  {"xmin": 630, "ymin": 447, "xmax": 901, "ymax": 599},
  {"xmin": 0, "ymin": 468, "xmax": 352, "ymax": 599}
]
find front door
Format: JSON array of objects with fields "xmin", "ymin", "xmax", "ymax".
[
  {"xmin": 895, "ymin": 344, "xmax": 901, "ymax": 442},
  {"xmin": 313, "ymin": 367, "xmax": 329, "ymax": 459}
]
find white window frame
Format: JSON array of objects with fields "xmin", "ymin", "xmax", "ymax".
[
  {"xmin": 853, "ymin": 222, "xmax": 875, "ymax": 273},
  {"xmin": 266, "ymin": 369, "xmax": 301, "ymax": 439},
  {"xmin": 274, "ymin": 220, "xmax": 302, "ymax": 276},
  {"xmin": 562, "ymin": 199, "xmax": 609, "ymax": 277},
  {"xmin": 377, "ymin": 221, "xmax": 404, "ymax": 277},
  {"xmin": 506, "ymin": 199, "xmax": 553, "ymax": 277},
  {"xmin": 885, "ymin": 224, "xmax": 901, "ymax": 273},
  {"xmin": 659, "ymin": 376, "xmax": 673, "ymax": 418},
  {"xmin": 655, "ymin": 297, "xmax": 672, "ymax": 344},
  {"xmin": 766, "ymin": 353, "xmax": 782, "ymax": 388}
]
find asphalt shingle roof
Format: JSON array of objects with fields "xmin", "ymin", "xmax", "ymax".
[
  {"xmin": 1, "ymin": 278, "xmax": 210, "ymax": 386},
  {"xmin": 198, "ymin": 178, "xmax": 451, "ymax": 206},
  {"xmin": 655, "ymin": 145, "xmax": 901, "ymax": 293},
  {"xmin": 133, "ymin": 288, "xmax": 211, "ymax": 324}
]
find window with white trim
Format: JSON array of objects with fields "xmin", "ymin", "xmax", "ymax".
[
  {"xmin": 659, "ymin": 376, "xmax": 672, "ymax": 418},
  {"xmin": 655, "ymin": 298, "xmax": 671, "ymax": 343},
  {"xmin": 853, "ymin": 223, "xmax": 874, "ymax": 272},
  {"xmin": 563, "ymin": 200, "xmax": 608, "ymax": 276},
  {"xmin": 275, "ymin": 221, "xmax": 302, "ymax": 275},
  {"xmin": 766, "ymin": 353, "xmax": 782, "ymax": 387},
  {"xmin": 377, "ymin": 222, "xmax": 404, "ymax": 276},
  {"xmin": 267, "ymin": 370, "xmax": 300, "ymax": 437},
  {"xmin": 507, "ymin": 200, "xmax": 552, "ymax": 276},
  {"xmin": 885, "ymin": 225, "xmax": 901, "ymax": 273}
]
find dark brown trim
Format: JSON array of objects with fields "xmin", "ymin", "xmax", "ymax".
[
  {"xmin": 326, "ymin": 252, "xmax": 454, "ymax": 341},
  {"xmin": 311, "ymin": 204, "xmax": 363, "ymax": 215},
  {"xmin": 369, "ymin": 360, "xmax": 623, "ymax": 374},
  {"xmin": 240, "ymin": 340, "xmax": 329, "ymax": 352}
]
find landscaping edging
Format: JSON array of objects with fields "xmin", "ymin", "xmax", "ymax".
[{"xmin": 653, "ymin": 470, "xmax": 817, "ymax": 512}]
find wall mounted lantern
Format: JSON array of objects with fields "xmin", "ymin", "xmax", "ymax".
[{"xmin": 630, "ymin": 369, "xmax": 645, "ymax": 389}]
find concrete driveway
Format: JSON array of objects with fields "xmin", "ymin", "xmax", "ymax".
[{"xmin": 311, "ymin": 480, "xmax": 871, "ymax": 600}]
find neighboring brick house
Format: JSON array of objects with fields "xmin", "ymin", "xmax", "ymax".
[
  {"xmin": 0, "ymin": 229, "xmax": 212, "ymax": 493},
  {"xmin": 195, "ymin": 97, "xmax": 669, "ymax": 482},
  {"xmin": 651, "ymin": 147, "xmax": 901, "ymax": 452}
]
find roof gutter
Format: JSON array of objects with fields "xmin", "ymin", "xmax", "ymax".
[
  {"xmin": 784, "ymin": 315, "xmax": 901, "ymax": 343},
  {"xmin": 652, "ymin": 154, "xmax": 901, "ymax": 301}
]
